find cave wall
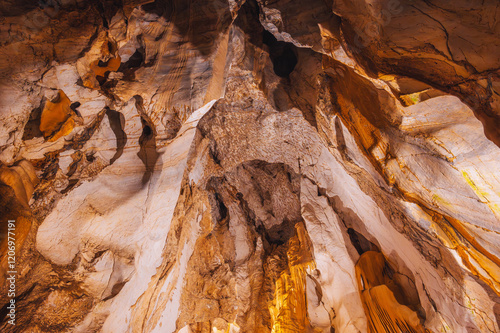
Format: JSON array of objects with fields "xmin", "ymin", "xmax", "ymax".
[{"xmin": 0, "ymin": 0, "xmax": 499, "ymax": 332}]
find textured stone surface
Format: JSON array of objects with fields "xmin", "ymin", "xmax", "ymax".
[{"xmin": 0, "ymin": 0, "xmax": 499, "ymax": 332}]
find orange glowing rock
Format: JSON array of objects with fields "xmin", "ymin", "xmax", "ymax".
[
  {"xmin": 0, "ymin": 215, "xmax": 31, "ymax": 280},
  {"xmin": 49, "ymin": 117, "xmax": 75, "ymax": 142},
  {"xmin": 430, "ymin": 212, "xmax": 500, "ymax": 297},
  {"xmin": 0, "ymin": 160, "xmax": 38, "ymax": 207},
  {"xmin": 90, "ymin": 56, "xmax": 121, "ymax": 78},
  {"xmin": 0, "ymin": 160, "xmax": 37, "ymax": 281},
  {"xmin": 356, "ymin": 251, "xmax": 428, "ymax": 333},
  {"xmin": 362, "ymin": 284, "xmax": 425, "ymax": 333},
  {"xmin": 0, "ymin": 167, "xmax": 29, "ymax": 207},
  {"xmin": 39, "ymin": 90, "xmax": 74, "ymax": 141},
  {"xmin": 83, "ymin": 40, "xmax": 121, "ymax": 89},
  {"xmin": 270, "ymin": 223, "xmax": 316, "ymax": 333}
]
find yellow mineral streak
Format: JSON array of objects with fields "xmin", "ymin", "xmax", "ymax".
[
  {"xmin": 39, "ymin": 90, "xmax": 75, "ymax": 141},
  {"xmin": 269, "ymin": 223, "xmax": 316, "ymax": 333},
  {"xmin": 461, "ymin": 170, "xmax": 500, "ymax": 221},
  {"xmin": 430, "ymin": 212, "xmax": 500, "ymax": 296},
  {"xmin": 399, "ymin": 92, "xmax": 421, "ymax": 106},
  {"xmin": 382, "ymin": 178, "xmax": 500, "ymax": 299},
  {"xmin": 355, "ymin": 251, "xmax": 428, "ymax": 333}
]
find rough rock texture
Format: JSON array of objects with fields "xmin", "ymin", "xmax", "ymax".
[{"xmin": 0, "ymin": 0, "xmax": 499, "ymax": 332}]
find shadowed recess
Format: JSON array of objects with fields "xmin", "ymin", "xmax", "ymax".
[
  {"xmin": 105, "ymin": 108, "xmax": 127, "ymax": 165},
  {"xmin": 262, "ymin": 30, "xmax": 298, "ymax": 78}
]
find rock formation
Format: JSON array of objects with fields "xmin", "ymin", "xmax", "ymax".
[{"xmin": 0, "ymin": 0, "xmax": 499, "ymax": 332}]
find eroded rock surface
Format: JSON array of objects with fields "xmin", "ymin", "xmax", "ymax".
[{"xmin": 0, "ymin": 0, "xmax": 499, "ymax": 332}]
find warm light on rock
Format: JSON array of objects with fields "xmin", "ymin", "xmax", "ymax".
[
  {"xmin": 270, "ymin": 223, "xmax": 316, "ymax": 333},
  {"xmin": 0, "ymin": 0, "xmax": 499, "ymax": 332}
]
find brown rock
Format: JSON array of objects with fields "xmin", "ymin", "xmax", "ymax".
[{"xmin": 0, "ymin": 1, "xmax": 499, "ymax": 332}]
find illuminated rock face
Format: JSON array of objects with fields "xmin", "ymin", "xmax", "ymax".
[
  {"xmin": 39, "ymin": 90, "xmax": 78, "ymax": 141},
  {"xmin": 0, "ymin": 0, "xmax": 500, "ymax": 332},
  {"xmin": 269, "ymin": 223, "xmax": 315, "ymax": 333},
  {"xmin": 355, "ymin": 251, "xmax": 427, "ymax": 333}
]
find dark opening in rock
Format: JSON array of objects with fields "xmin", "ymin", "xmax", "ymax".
[
  {"xmin": 120, "ymin": 49, "xmax": 145, "ymax": 71},
  {"xmin": 142, "ymin": 125, "xmax": 152, "ymax": 137},
  {"xmin": 22, "ymin": 106, "xmax": 43, "ymax": 141},
  {"xmin": 262, "ymin": 30, "xmax": 298, "ymax": 78},
  {"xmin": 106, "ymin": 108, "xmax": 127, "ymax": 165},
  {"xmin": 138, "ymin": 113, "xmax": 159, "ymax": 185},
  {"xmin": 347, "ymin": 228, "xmax": 378, "ymax": 255},
  {"xmin": 70, "ymin": 102, "xmax": 81, "ymax": 117},
  {"xmin": 86, "ymin": 152, "xmax": 96, "ymax": 162}
]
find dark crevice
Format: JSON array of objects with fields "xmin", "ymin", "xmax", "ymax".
[
  {"xmin": 96, "ymin": 75, "xmax": 107, "ymax": 86},
  {"xmin": 214, "ymin": 192, "xmax": 228, "ymax": 222},
  {"xmin": 142, "ymin": 125, "xmax": 152, "ymax": 137},
  {"xmin": 103, "ymin": 280, "xmax": 127, "ymax": 301},
  {"xmin": 94, "ymin": 0, "xmax": 110, "ymax": 29},
  {"xmin": 61, "ymin": 179, "xmax": 79, "ymax": 194},
  {"xmin": 66, "ymin": 153, "xmax": 82, "ymax": 177},
  {"xmin": 138, "ymin": 121, "xmax": 158, "ymax": 184},
  {"xmin": 70, "ymin": 102, "xmax": 82, "ymax": 117},
  {"xmin": 347, "ymin": 228, "xmax": 378, "ymax": 255},
  {"xmin": 141, "ymin": 0, "xmax": 172, "ymax": 18},
  {"xmin": 206, "ymin": 177, "xmax": 230, "ymax": 225},
  {"xmin": 106, "ymin": 108, "xmax": 127, "ymax": 165},
  {"xmin": 234, "ymin": 0, "xmax": 263, "ymax": 47},
  {"xmin": 76, "ymin": 26, "xmax": 100, "ymax": 59},
  {"xmin": 107, "ymin": 41, "xmax": 116, "ymax": 54},
  {"xmin": 208, "ymin": 142, "xmax": 221, "ymax": 165},
  {"xmin": 86, "ymin": 152, "xmax": 96, "ymax": 163},
  {"xmin": 263, "ymin": 218, "xmax": 295, "ymax": 246},
  {"xmin": 123, "ymin": 49, "xmax": 144, "ymax": 69},
  {"xmin": 234, "ymin": 190, "xmax": 292, "ymax": 250},
  {"xmin": 262, "ymin": 30, "xmax": 298, "ymax": 78},
  {"xmin": 118, "ymin": 46, "xmax": 152, "ymax": 81},
  {"xmin": 135, "ymin": 96, "xmax": 159, "ymax": 185},
  {"xmin": 22, "ymin": 106, "xmax": 43, "ymax": 141}
]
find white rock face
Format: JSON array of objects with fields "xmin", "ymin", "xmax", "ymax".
[
  {"xmin": 36, "ymin": 100, "xmax": 216, "ymax": 332},
  {"xmin": 0, "ymin": 1, "xmax": 499, "ymax": 333}
]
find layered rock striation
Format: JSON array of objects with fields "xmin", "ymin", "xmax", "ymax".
[{"xmin": 0, "ymin": 0, "xmax": 499, "ymax": 332}]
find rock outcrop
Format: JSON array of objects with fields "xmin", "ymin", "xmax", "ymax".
[{"xmin": 0, "ymin": 0, "xmax": 499, "ymax": 332}]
